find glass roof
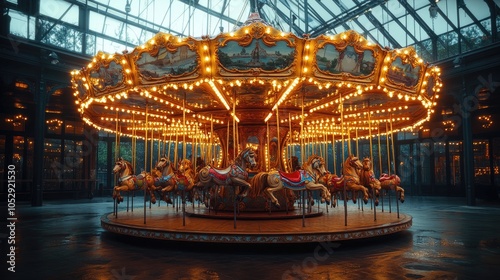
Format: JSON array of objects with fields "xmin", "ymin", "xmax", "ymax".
[{"xmin": 4, "ymin": 0, "xmax": 498, "ymax": 62}]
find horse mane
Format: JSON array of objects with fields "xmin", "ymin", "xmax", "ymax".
[
  {"xmin": 343, "ymin": 155, "xmax": 360, "ymax": 176},
  {"xmin": 302, "ymin": 154, "xmax": 323, "ymax": 169},
  {"xmin": 248, "ymin": 172, "xmax": 267, "ymax": 198},
  {"xmin": 123, "ymin": 160, "xmax": 134, "ymax": 174},
  {"xmin": 234, "ymin": 147, "xmax": 253, "ymax": 166}
]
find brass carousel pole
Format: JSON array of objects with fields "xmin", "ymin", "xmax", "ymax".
[
  {"xmin": 226, "ymin": 120, "xmax": 230, "ymax": 165},
  {"xmin": 378, "ymin": 122, "xmax": 384, "ymax": 212},
  {"xmin": 232, "ymin": 89, "xmax": 237, "ymax": 229},
  {"xmin": 390, "ymin": 114, "xmax": 396, "ymax": 175},
  {"xmin": 355, "ymin": 126, "xmax": 359, "ymax": 156},
  {"xmin": 390, "ymin": 114, "xmax": 399, "ymax": 218},
  {"xmin": 183, "ymin": 98, "xmax": 187, "ymax": 160},
  {"xmin": 114, "ymin": 112, "xmax": 119, "ymax": 216},
  {"xmin": 301, "ymin": 90, "xmax": 305, "ymax": 168},
  {"xmin": 368, "ymin": 111, "xmax": 376, "ymax": 221},
  {"xmin": 232, "ymin": 90, "xmax": 236, "ymax": 160},
  {"xmin": 276, "ymin": 105, "xmax": 280, "ymax": 170},
  {"xmin": 288, "ymin": 113, "xmax": 293, "ymax": 172},
  {"xmin": 301, "ymin": 89, "xmax": 307, "ymax": 226},
  {"xmin": 182, "ymin": 97, "xmax": 187, "ymax": 226},
  {"xmin": 131, "ymin": 115, "xmax": 136, "ymax": 212},
  {"xmin": 340, "ymin": 94, "xmax": 348, "ymax": 226},
  {"xmin": 386, "ymin": 122, "xmax": 391, "ymax": 175},
  {"xmin": 167, "ymin": 128, "xmax": 172, "ymax": 161},
  {"xmin": 377, "ymin": 123, "xmax": 383, "ymax": 174},
  {"xmin": 144, "ymin": 104, "xmax": 149, "ymax": 224},
  {"xmin": 210, "ymin": 115, "xmax": 214, "ymax": 165},
  {"xmin": 332, "ymin": 132, "xmax": 336, "ymax": 175},
  {"xmin": 174, "ymin": 124, "xmax": 179, "ymax": 166},
  {"xmin": 266, "ymin": 120, "xmax": 270, "ymax": 171}
]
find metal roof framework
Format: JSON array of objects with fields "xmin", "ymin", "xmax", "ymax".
[{"xmin": 3, "ymin": 0, "xmax": 499, "ymax": 62}]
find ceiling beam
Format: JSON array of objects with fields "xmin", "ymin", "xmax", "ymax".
[{"xmin": 309, "ymin": 0, "xmax": 386, "ymax": 37}]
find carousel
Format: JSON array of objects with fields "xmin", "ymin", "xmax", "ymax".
[{"xmin": 71, "ymin": 13, "xmax": 441, "ymax": 243}]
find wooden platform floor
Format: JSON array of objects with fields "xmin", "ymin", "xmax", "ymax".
[{"xmin": 101, "ymin": 203, "xmax": 412, "ymax": 243}]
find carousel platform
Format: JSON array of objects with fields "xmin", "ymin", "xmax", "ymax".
[{"xmin": 101, "ymin": 202, "xmax": 412, "ymax": 243}]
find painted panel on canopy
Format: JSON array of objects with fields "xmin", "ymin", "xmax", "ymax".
[
  {"xmin": 89, "ymin": 61, "xmax": 124, "ymax": 94},
  {"xmin": 217, "ymin": 38, "xmax": 295, "ymax": 71},
  {"xmin": 316, "ymin": 44, "xmax": 376, "ymax": 76},
  {"xmin": 387, "ymin": 57, "xmax": 421, "ymax": 88},
  {"xmin": 136, "ymin": 45, "xmax": 198, "ymax": 79}
]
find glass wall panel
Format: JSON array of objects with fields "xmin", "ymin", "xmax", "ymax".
[
  {"xmin": 12, "ymin": 136, "xmax": 25, "ymax": 180},
  {"xmin": 24, "ymin": 137, "xmax": 34, "ymax": 192},
  {"xmin": 473, "ymin": 140, "xmax": 490, "ymax": 185},
  {"xmin": 39, "ymin": 0, "xmax": 79, "ymax": 25},
  {"xmin": 39, "ymin": 19, "xmax": 83, "ymax": 52},
  {"xmin": 448, "ymin": 141, "xmax": 462, "ymax": 188},
  {"xmin": 43, "ymin": 138, "xmax": 62, "ymax": 191},
  {"xmin": 434, "ymin": 142, "xmax": 447, "ymax": 185},
  {"xmin": 419, "ymin": 142, "xmax": 431, "ymax": 187},
  {"xmin": 65, "ymin": 120, "xmax": 84, "ymax": 135},
  {"xmin": 46, "ymin": 118, "xmax": 62, "ymax": 135},
  {"xmin": 398, "ymin": 143, "xmax": 413, "ymax": 194},
  {"xmin": 63, "ymin": 140, "xmax": 83, "ymax": 181},
  {"xmin": 96, "ymin": 139, "xmax": 108, "ymax": 194}
]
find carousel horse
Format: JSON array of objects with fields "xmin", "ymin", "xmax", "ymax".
[
  {"xmin": 359, "ymin": 157, "xmax": 382, "ymax": 206},
  {"xmin": 250, "ymin": 155, "xmax": 331, "ymax": 209},
  {"xmin": 146, "ymin": 155, "xmax": 176, "ymax": 203},
  {"xmin": 319, "ymin": 155, "xmax": 369, "ymax": 206},
  {"xmin": 195, "ymin": 147, "xmax": 257, "ymax": 202},
  {"xmin": 379, "ymin": 173, "xmax": 405, "ymax": 203},
  {"xmin": 176, "ymin": 158, "xmax": 196, "ymax": 202},
  {"xmin": 112, "ymin": 157, "xmax": 158, "ymax": 204},
  {"xmin": 145, "ymin": 156, "xmax": 196, "ymax": 204}
]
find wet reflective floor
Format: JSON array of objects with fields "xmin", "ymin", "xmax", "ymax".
[{"xmin": 1, "ymin": 196, "xmax": 500, "ymax": 280}]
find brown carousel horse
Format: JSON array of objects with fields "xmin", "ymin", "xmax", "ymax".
[
  {"xmin": 250, "ymin": 155, "xmax": 331, "ymax": 209},
  {"xmin": 195, "ymin": 147, "xmax": 257, "ymax": 202},
  {"xmin": 359, "ymin": 157, "xmax": 382, "ymax": 206},
  {"xmin": 319, "ymin": 155, "xmax": 369, "ymax": 206},
  {"xmin": 379, "ymin": 173, "xmax": 405, "ymax": 203},
  {"xmin": 112, "ymin": 157, "xmax": 158, "ymax": 204},
  {"xmin": 144, "ymin": 156, "xmax": 196, "ymax": 204}
]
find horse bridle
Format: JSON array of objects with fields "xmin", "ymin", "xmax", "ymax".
[
  {"xmin": 241, "ymin": 148, "xmax": 256, "ymax": 166},
  {"xmin": 156, "ymin": 158, "xmax": 170, "ymax": 170}
]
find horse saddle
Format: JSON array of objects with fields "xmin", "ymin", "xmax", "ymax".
[
  {"xmin": 279, "ymin": 170, "xmax": 313, "ymax": 190},
  {"xmin": 154, "ymin": 174, "xmax": 174, "ymax": 187},
  {"xmin": 208, "ymin": 165, "xmax": 246, "ymax": 182},
  {"xmin": 380, "ymin": 173, "xmax": 396, "ymax": 182},
  {"xmin": 330, "ymin": 175, "xmax": 344, "ymax": 190},
  {"xmin": 175, "ymin": 174, "xmax": 192, "ymax": 191}
]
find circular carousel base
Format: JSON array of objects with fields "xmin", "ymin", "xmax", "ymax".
[{"xmin": 101, "ymin": 202, "xmax": 412, "ymax": 244}]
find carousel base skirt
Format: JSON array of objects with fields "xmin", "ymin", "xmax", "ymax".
[{"xmin": 101, "ymin": 203, "xmax": 412, "ymax": 244}]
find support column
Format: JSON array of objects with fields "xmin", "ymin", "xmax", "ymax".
[
  {"xmin": 32, "ymin": 76, "xmax": 48, "ymax": 206},
  {"xmin": 461, "ymin": 77, "xmax": 475, "ymax": 206}
]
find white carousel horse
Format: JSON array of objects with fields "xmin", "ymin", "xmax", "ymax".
[
  {"xmin": 319, "ymin": 155, "xmax": 369, "ymax": 206},
  {"xmin": 195, "ymin": 147, "xmax": 257, "ymax": 202},
  {"xmin": 250, "ymin": 155, "xmax": 331, "ymax": 209},
  {"xmin": 112, "ymin": 157, "xmax": 158, "ymax": 204}
]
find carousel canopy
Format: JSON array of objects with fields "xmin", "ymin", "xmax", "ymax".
[{"xmin": 70, "ymin": 13, "xmax": 442, "ymax": 141}]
